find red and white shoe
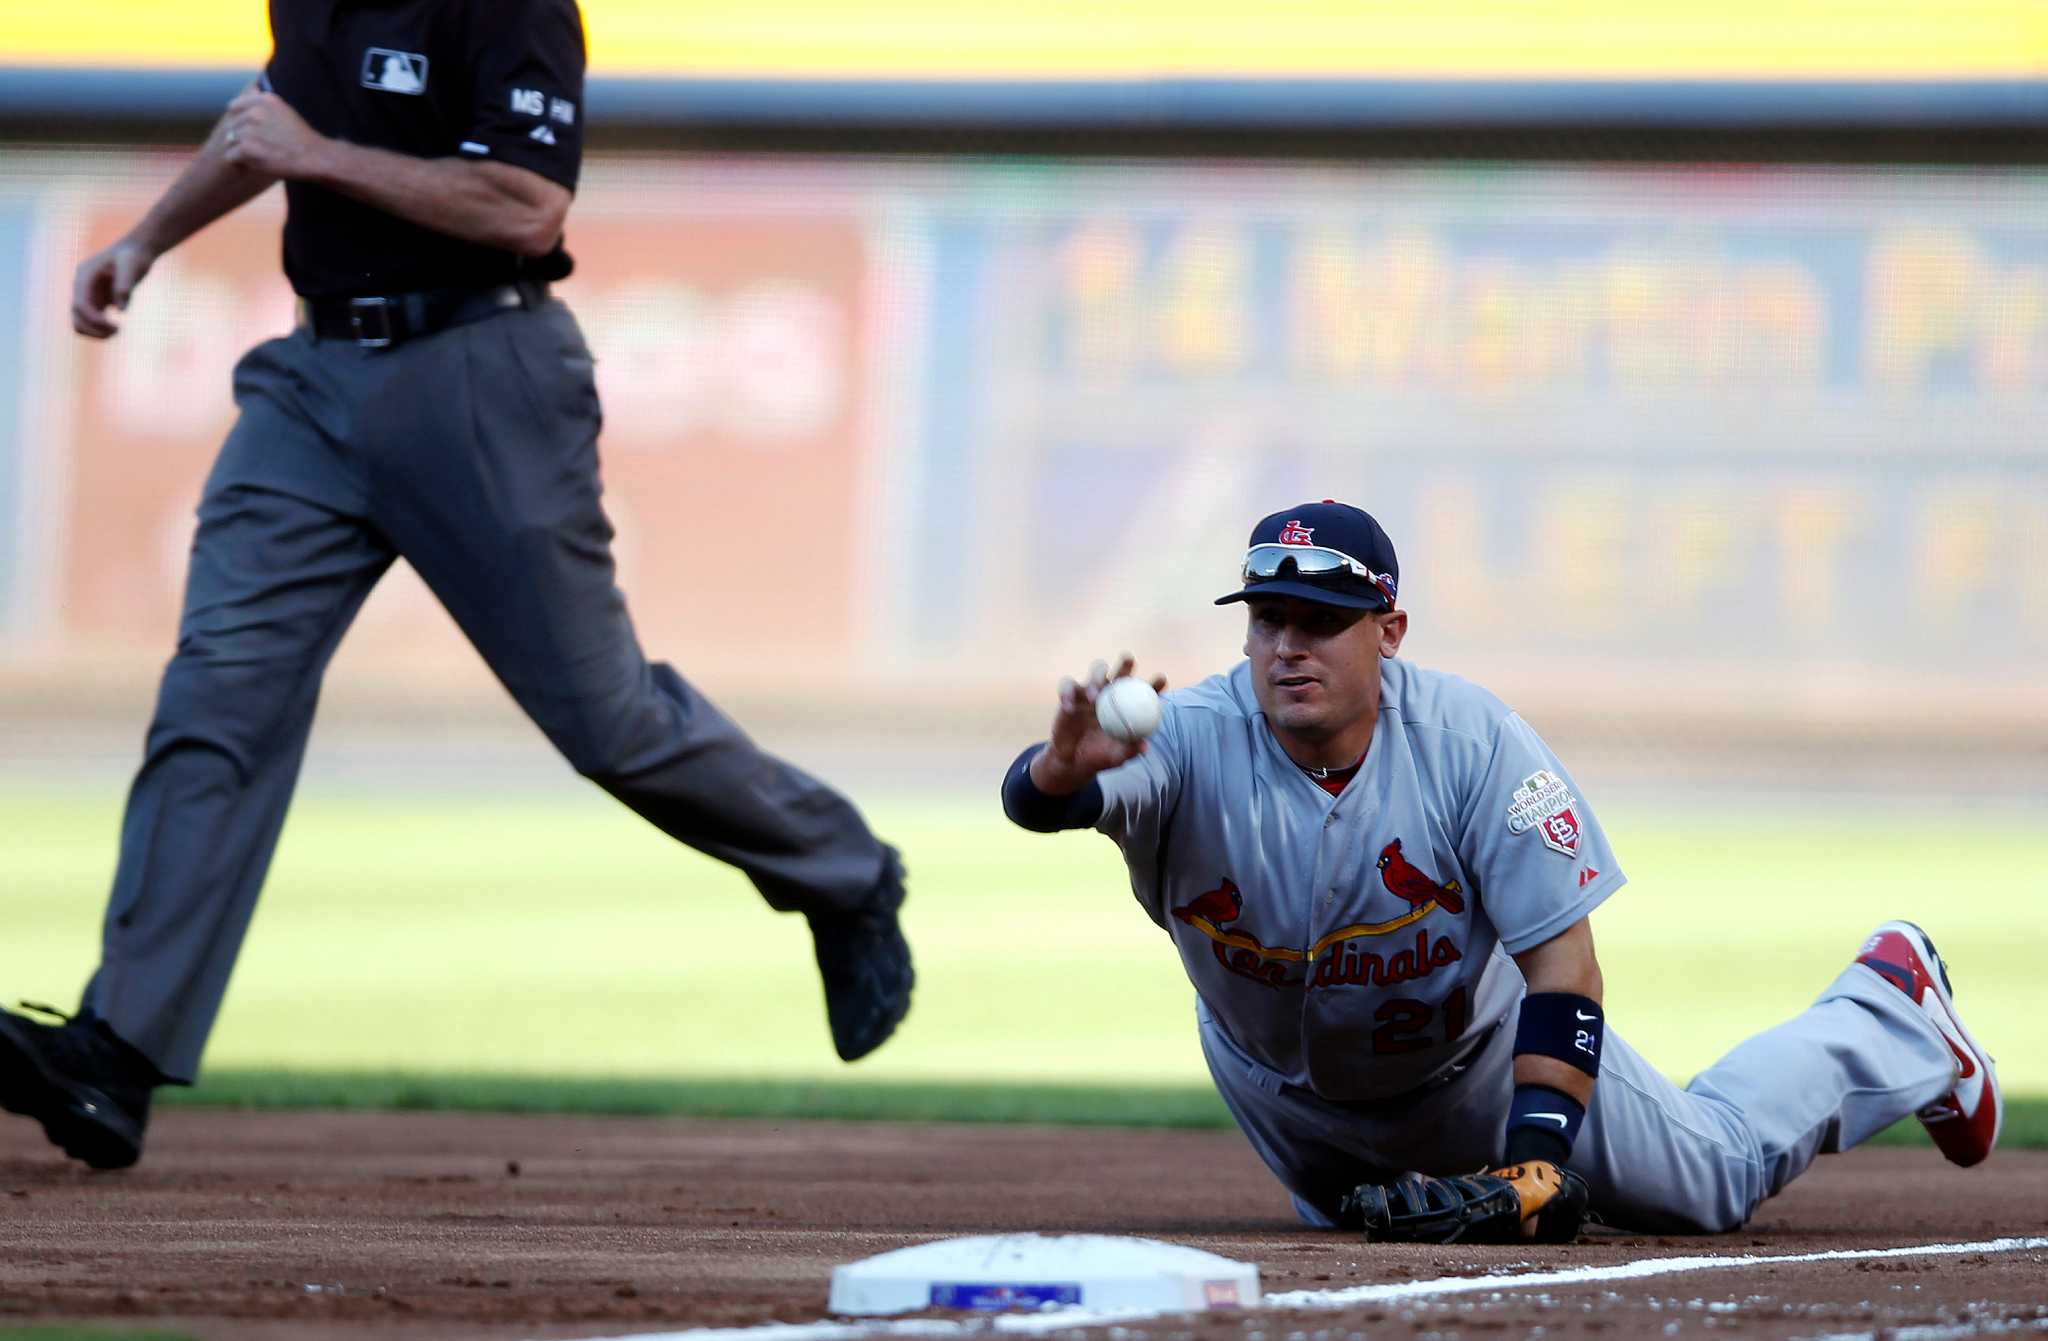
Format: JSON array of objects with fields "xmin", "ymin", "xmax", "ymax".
[{"xmin": 1853, "ymin": 920, "xmax": 2001, "ymax": 1167}]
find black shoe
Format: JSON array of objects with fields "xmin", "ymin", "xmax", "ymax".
[
  {"xmin": 806, "ymin": 845, "xmax": 913, "ymax": 1062},
  {"xmin": 0, "ymin": 1003, "xmax": 154, "ymax": 1170}
]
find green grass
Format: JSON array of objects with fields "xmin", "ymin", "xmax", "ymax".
[
  {"xmin": 157, "ymin": 1069, "xmax": 2048, "ymax": 1149},
  {"xmin": 164, "ymin": 1071, "xmax": 1239, "ymax": 1126},
  {"xmin": 3, "ymin": 781, "xmax": 2044, "ymax": 1116}
]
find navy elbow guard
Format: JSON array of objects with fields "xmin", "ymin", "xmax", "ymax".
[{"xmin": 1001, "ymin": 744, "xmax": 1105, "ymax": 833}]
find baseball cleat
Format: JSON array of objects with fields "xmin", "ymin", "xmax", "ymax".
[
  {"xmin": 807, "ymin": 844, "xmax": 914, "ymax": 1062},
  {"xmin": 1853, "ymin": 920, "xmax": 2001, "ymax": 1168},
  {"xmin": 0, "ymin": 1003, "xmax": 154, "ymax": 1170}
]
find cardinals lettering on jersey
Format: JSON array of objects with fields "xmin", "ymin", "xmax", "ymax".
[{"xmin": 1172, "ymin": 877, "xmax": 1464, "ymax": 995}]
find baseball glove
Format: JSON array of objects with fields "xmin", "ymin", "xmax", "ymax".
[{"xmin": 1341, "ymin": 1161, "xmax": 1590, "ymax": 1244}]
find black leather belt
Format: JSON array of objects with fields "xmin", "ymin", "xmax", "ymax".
[{"xmin": 299, "ymin": 280, "xmax": 550, "ymax": 348}]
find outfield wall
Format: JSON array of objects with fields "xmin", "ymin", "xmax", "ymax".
[{"xmin": 1, "ymin": 151, "xmax": 2043, "ymax": 749}]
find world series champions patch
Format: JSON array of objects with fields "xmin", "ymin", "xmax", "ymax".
[{"xmin": 1506, "ymin": 769, "xmax": 1583, "ymax": 856}]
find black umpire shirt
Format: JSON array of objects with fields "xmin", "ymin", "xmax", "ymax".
[{"xmin": 263, "ymin": 0, "xmax": 585, "ymax": 299}]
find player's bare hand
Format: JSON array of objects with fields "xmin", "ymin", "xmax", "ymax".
[
  {"xmin": 221, "ymin": 91, "xmax": 329, "ymax": 181},
  {"xmin": 71, "ymin": 239, "xmax": 158, "ymax": 339},
  {"xmin": 1030, "ymin": 653, "xmax": 1168, "ymax": 795}
]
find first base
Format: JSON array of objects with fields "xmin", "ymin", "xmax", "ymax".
[{"xmin": 828, "ymin": 1233, "xmax": 1260, "ymax": 1316}]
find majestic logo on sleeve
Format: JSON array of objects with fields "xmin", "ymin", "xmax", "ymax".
[
  {"xmin": 1506, "ymin": 769, "xmax": 1582, "ymax": 856},
  {"xmin": 1171, "ymin": 874, "xmax": 1460, "ymax": 992},
  {"xmin": 361, "ymin": 49, "xmax": 429, "ymax": 95}
]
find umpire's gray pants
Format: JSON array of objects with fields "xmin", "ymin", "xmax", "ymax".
[
  {"xmin": 83, "ymin": 301, "xmax": 889, "ymax": 1082},
  {"xmin": 1200, "ymin": 958, "xmax": 1957, "ymax": 1233}
]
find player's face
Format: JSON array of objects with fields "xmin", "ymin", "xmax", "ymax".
[{"xmin": 1244, "ymin": 597, "xmax": 1405, "ymax": 748}]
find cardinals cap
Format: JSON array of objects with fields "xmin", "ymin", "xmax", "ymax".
[{"xmin": 1215, "ymin": 501, "xmax": 1399, "ymax": 611}]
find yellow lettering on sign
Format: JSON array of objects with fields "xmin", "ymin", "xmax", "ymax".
[
  {"xmin": 1294, "ymin": 228, "xmax": 1368, "ymax": 381},
  {"xmin": 1063, "ymin": 221, "xmax": 1142, "ymax": 384},
  {"xmin": 2020, "ymin": 498, "xmax": 2048, "ymax": 638},
  {"xmin": 1376, "ymin": 230, "xmax": 1449, "ymax": 384},
  {"xmin": 1653, "ymin": 492, "xmax": 1748, "ymax": 616},
  {"xmin": 1868, "ymin": 230, "xmax": 1983, "ymax": 388},
  {"xmin": 1983, "ymin": 265, "xmax": 2047, "ymax": 392},
  {"xmin": 1415, "ymin": 478, "xmax": 1496, "ymax": 625},
  {"xmin": 1775, "ymin": 486, "xmax": 1868, "ymax": 629},
  {"xmin": 1604, "ymin": 255, "xmax": 1676, "ymax": 386},
  {"xmin": 1914, "ymin": 488, "xmax": 2002, "ymax": 626},
  {"xmin": 1740, "ymin": 264, "xmax": 1824, "ymax": 388},
  {"xmin": 1155, "ymin": 225, "xmax": 1247, "ymax": 375},
  {"xmin": 1532, "ymin": 484, "xmax": 1631, "ymax": 632}
]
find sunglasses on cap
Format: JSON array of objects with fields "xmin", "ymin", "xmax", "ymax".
[{"xmin": 1240, "ymin": 544, "xmax": 1397, "ymax": 605}]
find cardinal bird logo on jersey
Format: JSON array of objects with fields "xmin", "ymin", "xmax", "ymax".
[
  {"xmin": 1172, "ymin": 880, "xmax": 1245, "ymax": 929},
  {"xmin": 1172, "ymin": 878, "xmax": 1292, "ymax": 988},
  {"xmin": 1375, "ymin": 839, "xmax": 1466, "ymax": 915}
]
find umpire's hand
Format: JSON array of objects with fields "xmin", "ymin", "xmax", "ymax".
[
  {"xmin": 72, "ymin": 240, "xmax": 157, "ymax": 339},
  {"xmin": 220, "ymin": 91, "xmax": 329, "ymax": 181}
]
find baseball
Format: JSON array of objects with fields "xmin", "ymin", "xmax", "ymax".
[{"xmin": 1095, "ymin": 677, "xmax": 1162, "ymax": 743}]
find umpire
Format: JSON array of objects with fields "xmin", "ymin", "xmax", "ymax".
[{"xmin": 0, "ymin": 0, "xmax": 912, "ymax": 1171}]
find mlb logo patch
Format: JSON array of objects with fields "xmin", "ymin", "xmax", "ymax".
[
  {"xmin": 1506, "ymin": 769, "xmax": 1582, "ymax": 857},
  {"xmin": 361, "ymin": 48, "xmax": 429, "ymax": 95}
]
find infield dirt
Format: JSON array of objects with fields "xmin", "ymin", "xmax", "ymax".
[{"xmin": 2, "ymin": 1112, "xmax": 2044, "ymax": 1340}]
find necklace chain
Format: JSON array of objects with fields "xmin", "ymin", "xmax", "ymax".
[{"xmin": 1299, "ymin": 752, "xmax": 1365, "ymax": 781}]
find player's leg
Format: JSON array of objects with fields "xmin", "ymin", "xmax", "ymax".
[
  {"xmin": 1198, "ymin": 1001, "xmax": 1515, "ymax": 1226},
  {"xmin": 361, "ymin": 303, "xmax": 908, "ymax": 1058},
  {"xmin": 1573, "ymin": 944, "xmax": 1958, "ymax": 1232},
  {"xmin": 0, "ymin": 335, "xmax": 391, "ymax": 1165}
]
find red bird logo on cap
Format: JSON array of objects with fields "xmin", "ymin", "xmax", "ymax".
[{"xmin": 1276, "ymin": 520, "xmax": 1314, "ymax": 545}]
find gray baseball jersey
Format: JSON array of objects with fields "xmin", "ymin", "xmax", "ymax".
[
  {"xmin": 1097, "ymin": 656, "xmax": 1620, "ymax": 1102},
  {"xmin": 1083, "ymin": 655, "xmax": 1963, "ymax": 1232}
]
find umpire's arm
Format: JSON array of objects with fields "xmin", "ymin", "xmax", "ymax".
[
  {"xmin": 216, "ymin": 90, "xmax": 570, "ymax": 258},
  {"xmin": 72, "ymin": 80, "xmax": 277, "ymax": 338}
]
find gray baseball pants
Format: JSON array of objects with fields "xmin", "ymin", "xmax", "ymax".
[
  {"xmin": 82, "ymin": 299, "xmax": 889, "ymax": 1083},
  {"xmin": 1201, "ymin": 958, "xmax": 1957, "ymax": 1232}
]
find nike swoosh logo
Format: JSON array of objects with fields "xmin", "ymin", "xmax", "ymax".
[
  {"xmin": 1918, "ymin": 994, "xmax": 1984, "ymax": 1111},
  {"xmin": 1529, "ymin": 1113, "xmax": 1570, "ymax": 1127},
  {"xmin": 1575, "ymin": 1010, "xmax": 1597, "ymax": 1021}
]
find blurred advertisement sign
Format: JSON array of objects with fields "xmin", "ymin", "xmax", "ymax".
[
  {"xmin": 47, "ymin": 174, "xmax": 873, "ymax": 675},
  {"xmin": 904, "ymin": 166, "xmax": 2048, "ymax": 694},
  {"xmin": 7, "ymin": 154, "xmax": 2046, "ymax": 729}
]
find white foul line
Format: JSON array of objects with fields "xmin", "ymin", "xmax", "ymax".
[
  {"xmin": 557, "ymin": 1236, "xmax": 2048, "ymax": 1341},
  {"xmin": 1263, "ymin": 1234, "xmax": 2048, "ymax": 1310}
]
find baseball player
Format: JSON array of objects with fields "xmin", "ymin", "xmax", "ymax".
[
  {"xmin": 0, "ymin": 0, "xmax": 912, "ymax": 1172},
  {"xmin": 1002, "ymin": 500, "xmax": 2000, "ymax": 1238}
]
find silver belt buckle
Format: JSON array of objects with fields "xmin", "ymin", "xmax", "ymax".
[{"xmin": 348, "ymin": 296, "xmax": 395, "ymax": 348}]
